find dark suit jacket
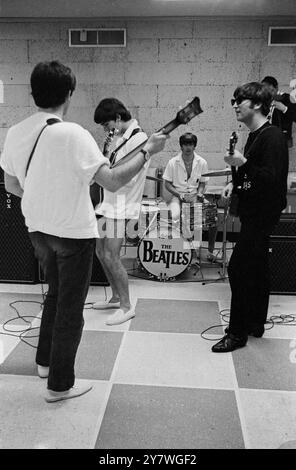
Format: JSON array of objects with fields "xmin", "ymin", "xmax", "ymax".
[{"xmin": 272, "ymin": 93, "xmax": 296, "ymax": 146}]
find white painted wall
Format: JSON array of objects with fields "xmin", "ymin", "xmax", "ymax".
[{"xmin": 0, "ymin": 18, "xmax": 295, "ymax": 177}]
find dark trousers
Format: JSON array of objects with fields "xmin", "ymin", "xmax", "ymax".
[
  {"xmin": 228, "ymin": 222, "xmax": 272, "ymax": 338},
  {"xmin": 29, "ymin": 232, "xmax": 95, "ymax": 391}
]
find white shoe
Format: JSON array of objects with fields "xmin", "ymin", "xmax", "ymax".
[
  {"xmin": 37, "ymin": 365, "xmax": 49, "ymax": 379},
  {"xmin": 106, "ymin": 307, "xmax": 135, "ymax": 326},
  {"xmin": 92, "ymin": 300, "xmax": 120, "ymax": 310},
  {"xmin": 45, "ymin": 382, "xmax": 93, "ymax": 403}
]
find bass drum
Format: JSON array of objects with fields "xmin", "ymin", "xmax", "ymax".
[{"xmin": 137, "ymin": 224, "xmax": 192, "ymax": 281}]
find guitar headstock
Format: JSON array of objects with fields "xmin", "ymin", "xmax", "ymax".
[
  {"xmin": 159, "ymin": 97, "xmax": 203, "ymax": 135},
  {"xmin": 176, "ymin": 97, "xmax": 203, "ymax": 125},
  {"xmin": 229, "ymin": 131, "xmax": 238, "ymax": 155}
]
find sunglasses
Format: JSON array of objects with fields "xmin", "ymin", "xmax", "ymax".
[{"xmin": 231, "ymin": 97, "xmax": 250, "ymax": 106}]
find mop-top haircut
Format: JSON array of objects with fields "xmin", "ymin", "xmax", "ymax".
[
  {"xmin": 233, "ymin": 82, "xmax": 273, "ymax": 117},
  {"xmin": 30, "ymin": 60, "xmax": 76, "ymax": 108},
  {"xmin": 94, "ymin": 98, "xmax": 132, "ymax": 124}
]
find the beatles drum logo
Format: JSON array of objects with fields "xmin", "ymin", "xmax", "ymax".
[
  {"xmin": 142, "ymin": 239, "xmax": 190, "ymax": 268},
  {"xmin": 138, "ymin": 227, "xmax": 192, "ymax": 280}
]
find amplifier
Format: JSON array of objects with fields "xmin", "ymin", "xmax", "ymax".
[
  {"xmin": 271, "ymin": 213, "xmax": 296, "ymax": 238},
  {"xmin": 269, "ymin": 237, "xmax": 296, "ymax": 294},
  {"xmin": 39, "ymin": 249, "xmax": 109, "ymax": 286},
  {"xmin": 90, "ymin": 253, "xmax": 109, "ymax": 286},
  {"xmin": 0, "ymin": 184, "xmax": 39, "ymax": 283}
]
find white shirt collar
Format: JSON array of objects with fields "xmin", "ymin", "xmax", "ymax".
[{"xmin": 121, "ymin": 119, "xmax": 140, "ymax": 140}]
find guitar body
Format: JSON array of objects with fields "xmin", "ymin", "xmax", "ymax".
[{"xmin": 90, "ymin": 129, "xmax": 115, "ymax": 208}]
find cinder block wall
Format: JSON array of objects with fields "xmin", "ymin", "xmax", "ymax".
[{"xmin": 1, "ymin": 18, "xmax": 296, "ymax": 180}]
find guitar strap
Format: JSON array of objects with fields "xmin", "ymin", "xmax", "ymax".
[
  {"xmin": 25, "ymin": 118, "xmax": 61, "ymax": 177},
  {"xmin": 109, "ymin": 128, "xmax": 142, "ymax": 166}
]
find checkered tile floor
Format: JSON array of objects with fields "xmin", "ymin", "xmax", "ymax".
[{"xmin": 0, "ymin": 279, "xmax": 296, "ymax": 449}]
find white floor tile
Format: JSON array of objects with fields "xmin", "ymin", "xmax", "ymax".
[
  {"xmin": 0, "ymin": 375, "xmax": 109, "ymax": 449},
  {"xmin": 239, "ymin": 389, "xmax": 296, "ymax": 449},
  {"xmin": 113, "ymin": 331, "xmax": 235, "ymax": 390}
]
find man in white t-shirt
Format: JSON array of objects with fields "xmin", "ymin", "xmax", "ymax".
[
  {"xmin": 163, "ymin": 133, "xmax": 218, "ymax": 259},
  {"xmin": 92, "ymin": 98, "xmax": 150, "ymax": 326},
  {"xmin": 0, "ymin": 61, "xmax": 167, "ymax": 403}
]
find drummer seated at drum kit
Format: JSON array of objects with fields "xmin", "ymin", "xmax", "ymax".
[{"xmin": 162, "ymin": 132, "xmax": 219, "ymax": 262}]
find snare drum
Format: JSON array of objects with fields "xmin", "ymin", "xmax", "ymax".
[{"xmin": 137, "ymin": 224, "xmax": 192, "ymax": 281}]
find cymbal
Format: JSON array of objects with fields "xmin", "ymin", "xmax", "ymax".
[{"xmin": 202, "ymin": 168, "xmax": 232, "ymax": 177}]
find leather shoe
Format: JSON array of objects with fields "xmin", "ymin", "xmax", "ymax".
[
  {"xmin": 212, "ymin": 334, "xmax": 247, "ymax": 353},
  {"xmin": 224, "ymin": 325, "xmax": 264, "ymax": 338}
]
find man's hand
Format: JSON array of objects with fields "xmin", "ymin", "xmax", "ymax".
[
  {"xmin": 181, "ymin": 193, "xmax": 196, "ymax": 203},
  {"xmin": 224, "ymin": 149, "xmax": 246, "ymax": 167},
  {"xmin": 222, "ymin": 182, "xmax": 233, "ymax": 201},
  {"xmin": 143, "ymin": 131, "xmax": 169, "ymax": 156},
  {"xmin": 273, "ymin": 100, "xmax": 288, "ymax": 113}
]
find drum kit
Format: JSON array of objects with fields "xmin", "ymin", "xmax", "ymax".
[{"xmin": 134, "ymin": 168, "xmax": 232, "ymax": 282}]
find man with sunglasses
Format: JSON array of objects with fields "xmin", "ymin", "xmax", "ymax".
[{"xmin": 212, "ymin": 82, "xmax": 288, "ymax": 353}]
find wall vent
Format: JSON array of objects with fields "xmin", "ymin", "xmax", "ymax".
[
  {"xmin": 69, "ymin": 28, "xmax": 126, "ymax": 47},
  {"xmin": 268, "ymin": 27, "xmax": 296, "ymax": 46}
]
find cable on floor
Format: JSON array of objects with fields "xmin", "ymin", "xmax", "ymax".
[
  {"xmin": 0, "ymin": 281, "xmax": 109, "ymax": 347},
  {"xmin": 200, "ymin": 309, "xmax": 296, "ymax": 341}
]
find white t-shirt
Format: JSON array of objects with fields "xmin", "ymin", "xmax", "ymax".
[
  {"xmin": 162, "ymin": 152, "xmax": 209, "ymax": 194},
  {"xmin": 0, "ymin": 112, "xmax": 109, "ymax": 238},
  {"xmin": 96, "ymin": 119, "xmax": 148, "ymax": 219}
]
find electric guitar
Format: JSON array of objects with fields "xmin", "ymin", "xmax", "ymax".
[
  {"xmin": 90, "ymin": 129, "xmax": 115, "ymax": 207},
  {"xmin": 227, "ymin": 131, "xmax": 239, "ymax": 217},
  {"xmin": 110, "ymin": 97, "xmax": 203, "ymax": 168}
]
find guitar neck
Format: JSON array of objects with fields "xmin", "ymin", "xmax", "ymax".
[
  {"xmin": 157, "ymin": 118, "xmax": 178, "ymax": 135},
  {"xmin": 231, "ymin": 165, "xmax": 237, "ymax": 186},
  {"xmin": 110, "ymin": 139, "xmax": 148, "ymax": 168},
  {"xmin": 111, "ymin": 118, "xmax": 181, "ymax": 168}
]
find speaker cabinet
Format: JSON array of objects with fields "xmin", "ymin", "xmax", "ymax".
[
  {"xmin": 0, "ymin": 184, "xmax": 39, "ymax": 283},
  {"xmin": 271, "ymin": 213, "xmax": 296, "ymax": 237},
  {"xmin": 90, "ymin": 254, "xmax": 109, "ymax": 286},
  {"xmin": 39, "ymin": 247, "xmax": 109, "ymax": 286},
  {"xmin": 269, "ymin": 237, "xmax": 296, "ymax": 294}
]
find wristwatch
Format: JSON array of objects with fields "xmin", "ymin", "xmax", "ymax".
[{"xmin": 140, "ymin": 148, "xmax": 150, "ymax": 162}]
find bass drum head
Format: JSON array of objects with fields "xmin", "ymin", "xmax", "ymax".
[{"xmin": 137, "ymin": 225, "xmax": 192, "ymax": 280}]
